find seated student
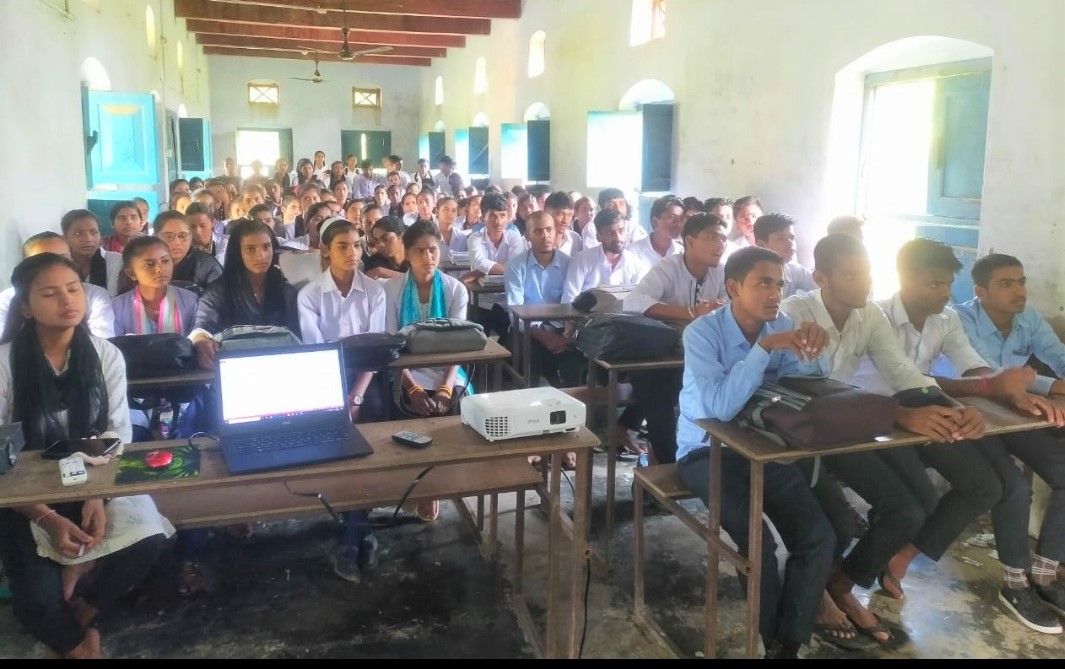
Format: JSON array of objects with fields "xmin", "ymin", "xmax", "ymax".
[
  {"xmin": 561, "ymin": 208, "xmax": 648, "ymax": 303},
  {"xmin": 572, "ymin": 196, "xmax": 595, "ymax": 237},
  {"xmin": 544, "ymin": 191, "xmax": 583, "ymax": 257},
  {"xmin": 704, "ymin": 197, "xmax": 735, "ymax": 234},
  {"xmin": 681, "ymin": 196, "xmax": 704, "ymax": 223},
  {"xmin": 781, "ymin": 233, "xmax": 989, "ymax": 646},
  {"xmin": 101, "ymin": 201, "xmax": 144, "ymax": 254},
  {"xmin": 398, "ymin": 192, "xmax": 418, "ymax": 227},
  {"xmin": 185, "ymin": 202, "xmax": 227, "ymax": 262},
  {"xmin": 386, "ymin": 185, "xmax": 404, "ymax": 218},
  {"xmin": 360, "ymin": 202, "xmax": 384, "ymax": 242},
  {"xmin": 354, "ymin": 161, "xmax": 383, "ymax": 200},
  {"xmin": 276, "ymin": 195, "xmax": 302, "ymax": 241},
  {"xmin": 344, "ymin": 198, "xmax": 365, "ymax": 227},
  {"xmin": 61, "ymin": 209, "xmax": 123, "ymax": 296},
  {"xmin": 435, "ymin": 196, "xmax": 469, "ymax": 262},
  {"xmin": 0, "ymin": 233, "xmax": 115, "ymax": 338},
  {"xmin": 372, "ymin": 184, "xmax": 390, "ymax": 212},
  {"xmin": 625, "ymin": 213, "xmax": 729, "ymax": 467},
  {"xmin": 729, "ymin": 195, "xmax": 763, "ymax": 251},
  {"xmin": 225, "ymin": 185, "xmax": 268, "ymax": 233},
  {"xmin": 462, "ymin": 194, "xmax": 484, "ymax": 233},
  {"xmin": 297, "ymin": 218, "xmax": 388, "ymax": 584},
  {"xmin": 155, "ymin": 211, "xmax": 223, "ymax": 293},
  {"xmin": 364, "ymin": 216, "xmax": 411, "ymax": 280},
  {"xmin": 0, "ymin": 253, "xmax": 169, "ymax": 659},
  {"xmin": 282, "ymin": 200, "xmax": 331, "ymax": 257},
  {"xmin": 512, "ymin": 194, "xmax": 535, "ymax": 237},
  {"xmin": 465, "ymin": 193, "xmax": 526, "ymax": 339},
  {"xmin": 132, "ymin": 197, "xmax": 151, "ymax": 231},
  {"xmin": 854, "ymin": 239, "xmax": 1065, "ymax": 632},
  {"xmin": 628, "ymin": 195, "xmax": 685, "ymax": 271},
  {"xmin": 753, "ymin": 213, "xmax": 817, "ymax": 298},
  {"xmin": 581, "ymin": 187, "xmax": 649, "ymax": 249},
  {"xmin": 112, "ymin": 237, "xmax": 199, "ymax": 336},
  {"xmin": 675, "ymin": 246, "xmax": 836, "ymax": 659},
  {"xmin": 956, "ymin": 253, "xmax": 1065, "ymax": 615},
  {"xmin": 383, "ymin": 221, "xmax": 470, "ymax": 521},
  {"xmin": 413, "ymin": 189, "xmax": 436, "ymax": 225}
]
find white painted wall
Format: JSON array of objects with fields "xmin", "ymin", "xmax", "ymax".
[
  {"xmin": 419, "ymin": 0, "xmax": 1065, "ymax": 318},
  {"xmin": 0, "ymin": 0, "xmax": 210, "ymax": 288},
  {"xmin": 207, "ymin": 56, "xmax": 423, "ymax": 175}
]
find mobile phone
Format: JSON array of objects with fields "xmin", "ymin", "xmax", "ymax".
[{"xmin": 42, "ymin": 437, "xmax": 122, "ymax": 461}]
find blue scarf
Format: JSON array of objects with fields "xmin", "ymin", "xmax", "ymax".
[{"xmin": 399, "ymin": 269, "xmax": 448, "ymax": 328}]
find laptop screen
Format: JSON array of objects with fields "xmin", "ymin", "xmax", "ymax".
[{"xmin": 218, "ymin": 347, "xmax": 346, "ymax": 426}]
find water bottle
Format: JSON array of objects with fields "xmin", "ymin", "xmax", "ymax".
[{"xmin": 159, "ymin": 402, "xmax": 174, "ymax": 440}]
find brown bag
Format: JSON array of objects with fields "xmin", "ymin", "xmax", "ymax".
[{"xmin": 737, "ymin": 376, "xmax": 898, "ymax": 450}]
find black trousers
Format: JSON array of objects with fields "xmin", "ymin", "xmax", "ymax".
[
  {"xmin": 1000, "ymin": 428, "xmax": 1065, "ymax": 562},
  {"xmin": 679, "ymin": 448, "xmax": 835, "ymax": 647},
  {"xmin": 528, "ymin": 338, "xmax": 586, "ymax": 388},
  {"xmin": 628, "ymin": 368, "xmax": 683, "ymax": 464},
  {"xmin": 0, "ymin": 508, "xmax": 165, "ymax": 656}
]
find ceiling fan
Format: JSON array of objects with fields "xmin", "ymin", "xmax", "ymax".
[
  {"xmin": 297, "ymin": 1, "xmax": 394, "ymax": 61},
  {"xmin": 291, "ymin": 58, "xmax": 327, "ymax": 84}
]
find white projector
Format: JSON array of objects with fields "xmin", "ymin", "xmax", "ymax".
[{"xmin": 461, "ymin": 387, "xmax": 586, "ymax": 442}]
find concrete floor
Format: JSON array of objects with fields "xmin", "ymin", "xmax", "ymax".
[{"xmin": 1, "ymin": 452, "xmax": 1062, "ymax": 659}]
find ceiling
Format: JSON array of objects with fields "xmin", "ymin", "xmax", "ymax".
[{"xmin": 178, "ymin": 0, "xmax": 523, "ymax": 68}]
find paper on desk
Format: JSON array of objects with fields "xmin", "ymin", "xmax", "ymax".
[{"xmin": 30, "ymin": 495, "xmax": 175, "ymax": 565}]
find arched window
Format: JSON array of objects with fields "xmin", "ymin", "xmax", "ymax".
[
  {"xmin": 434, "ymin": 76, "xmax": 444, "ymax": 106},
  {"xmin": 177, "ymin": 103, "xmax": 188, "ymax": 118},
  {"xmin": 434, "ymin": 120, "xmax": 445, "ymax": 131},
  {"xmin": 524, "ymin": 102, "xmax": 551, "ymax": 121},
  {"xmin": 474, "ymin": 57, "xmax": 487, "ymax": 94},
  {"xmin": 528, "ymin": 31, "xmax": 546, "ymax": 78},
  {"xmin": 80, "ymin": 57, "xmax": 112, "ymax": 92},
  {"xmin": 630, "ymin": 0, "xmax": 666, "ymax": 46},
  {"xmin": 472, "ymin": 112, "xmax": 489, "ymax": 127},
  {"xmin": 145, "ymin": 6, "xmax": 157, "ymax": 57}
]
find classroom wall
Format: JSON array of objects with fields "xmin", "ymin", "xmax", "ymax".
[
  {"xmin": 0, "ymin": 0, "xmax": 210, "ymax": 289},
  {"xmin": 418, "ymin": 0, "xmax": 1065, "ymax": 318},
  {"xmin": 206, "ymin": 56, "xmax": 423, "ymax": 176}
]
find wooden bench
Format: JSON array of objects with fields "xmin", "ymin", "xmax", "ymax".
[{"xmin": 559, "ymin": 383, "xmax": 634, "ymax": 408}]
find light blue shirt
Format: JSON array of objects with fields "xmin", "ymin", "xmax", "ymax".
[
  {"xmin": 955, "ymin": 298, "xmax": 1065, "ymax": 396},
  {"xmin": 504, "ymin": 250, "xmax": 570, "ymax": 307},
  {"xmin": 675, "ymin": 305, "xmax": 827, "ymax": 462}
]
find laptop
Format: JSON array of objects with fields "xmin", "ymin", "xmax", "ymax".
[{"xmin": 216, "ymin": 342, "xmax": 373, "ymax": 475}]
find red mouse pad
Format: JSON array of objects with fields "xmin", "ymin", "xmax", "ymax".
[{"xmin": 115, "ymin": 444, "xmax": 201, "ymax": 484}]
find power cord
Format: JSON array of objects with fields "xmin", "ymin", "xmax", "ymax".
[
  {"xmin": 578, "ymin": 555, "xmax": 591, "ymax": 658},
  {"xmin": 187, "ymin": 432, "xmax": 221, "ymax": 452},
  {"xmin": 280, "ymin": 466, "xmax": 436, "ymax": 530}
]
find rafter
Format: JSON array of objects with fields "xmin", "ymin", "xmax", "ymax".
[
  {"xmin": 186, "ymin": 19, "xmax": 466, "ymax": 48},
  {"xmin": 207, "ymin": 0, "xmax": 522, "ymax": 20},
  {"xmin": 195, "ymin": 34, "xmax": 446, "ymax": 58},
  {"xmin": 202, "ymin": 46, "xmax": 432, "ymax": 67}
]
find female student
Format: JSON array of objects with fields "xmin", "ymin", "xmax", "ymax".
[
  {"xmin": 60, "ymin": 209, "xmax": 122, "ymax": 295},
  {"xmin": 154, "ymin": 211, "xmax": 223, "ymax": 293},
  {"xmin": 435, "ymin": 196, "xmax": 469, "ymax": 261},
  {"xmin": 0, "ymin": 253, "xmax": 168, "ymax": 659},
  {"xmin": 297, "ymin": 218, "xmax": 389, "ymax": 583},
  {"xmin": 383, "ymin": 221, "xmax": 470, "ymax": 521},
  {"xmin": 112, "ymin": 237, "xmax": 199, "ymax": 337},
  {"xmin": 363, "ymin": 216, "xmax": 410, "ymax": 280}
]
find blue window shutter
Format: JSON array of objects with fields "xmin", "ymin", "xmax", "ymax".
[
  {"xmin": 641, "ymin": 103, "xmax": 673, "ymax": 193},
  {"xmin": 428, "ymin": 132, "xmax": 446, "ymax": 165},
  {"xmin": 527, "ymin": 119, "xmax": 550, "ymax": 182},
  {"xmin": 468, "ymin": 126, "xmax": 489, "ymax": 176},
  {"xmin": 84, "ymin": 90, "xmax": 159, "ymax": 187},
  {"xmin": 927, "ymin": 71, "xmax": 990, "ymax": 220}
]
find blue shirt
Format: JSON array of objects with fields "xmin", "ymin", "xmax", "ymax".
[
  {"xmin": 675, "ymin": 305, "xmax": 827, "ymax": 462},
  {"xmin": 504, "ymin": 250, "xmax": 570, "ymax": 307},
  {"xmin": 955, "ymin": 298, "xmax": 1065, "ymax": 396}
]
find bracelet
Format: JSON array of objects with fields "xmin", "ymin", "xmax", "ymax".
[
  {"xmin": 33, "ymin": 508, "xmax": 56, "ymax": 526},
  {"xmin": 436, "ymin": 386, "xmax": 453, "ymax": 398},
  {"xmin": 407, "ymin": 384, "xmax": 426, "ymax": 397}
]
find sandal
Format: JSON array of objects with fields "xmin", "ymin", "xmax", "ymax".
[
  {"xmin": 416, "ymin": 499, "xmax": 440, "ymax": 522},
  {"xmin": 877, "ymin": 569, "xmax": 906, "ymax": 600},
  {"xmin": 814, "ymin": 621, "xmax": 878, "ymax": 651},
  {"xmin": 847, "ymin": 612, "xmax": 909, "ymax": 648},
  {"xmin": 177, "ymin": 561, "xmax": 205, "ymax": 598}
]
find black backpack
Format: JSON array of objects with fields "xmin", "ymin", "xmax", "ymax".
[
  {"xmin": 574, "ymin": 313, "xmax": 681, "ymax": 362},
  {"xmin": 339, "ymin": 332, "xmax": 407, "ymax": 371},
  {"xmin": 108, "ymin": 333, "xmax": 196, "ymax": 378}
]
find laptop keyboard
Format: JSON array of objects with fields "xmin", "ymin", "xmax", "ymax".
[{"xmin": 233, "ymin": 426, "xmax": 351, "ymax": 455}]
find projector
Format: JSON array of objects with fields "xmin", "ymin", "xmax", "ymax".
[{"xmin": 461, "ymin": 387, "xmax": 586, "ymax": 442}]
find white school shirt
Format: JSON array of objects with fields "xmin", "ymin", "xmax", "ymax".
[
  {"xmin": 383, "ymin": 271, "xmax": 469, "ymax": 390},
  {"xmin": 467, "ymin": 229, "xmax": 526, "ymax": 275},
  {"xmin": 580, "ymin": 219, "xmax": 649, "ymax": 250},
  {"xmin": 783, "ymin": 261, "xmax": 818, "ymax": 299},
  {"xmin": 0, "ymin": 336, "xmax": 133, "ymax": 445},
  {"xmin": 297, "ymin": 270, "xmax": 387, "ymax": 344},
  {"xmin": 353, "ymin": 174, "xmax": 384, "ymax": 199},
  {"xmin": 560, "ymin": 246, "xmax": 648, "ymax": 303},
  {"xmin": 0, "ymin": 283, "xmax": 115, "ymax": 339},
  {"xmin": 440, "ymin": 226, "xmax": 470, "ymax": 259},
  {"xmin": 624, "ymin": 254, "xmax": 727, "ymax": 316},
  {"xmin": 100, "ymin": 250, "xmax": 125, "ymax": 297},
  {"xmin": 278, "ymin": 251, "xmax": 325, "ymax": 292},
  {"xmin": 779, "ymin": 288, "xmax": 936, "ymax": 393},
  {"xmin": 557, "ymin": 229, "xmax": 583, "ymax": 257},
  {"xmin": 626, "ymin": 235, "xmax": 683, "ymax": 278}
]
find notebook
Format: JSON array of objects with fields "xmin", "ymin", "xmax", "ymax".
[{"xmin": 216, "ymin": 342, "xmax": 373, "ymax": 475}]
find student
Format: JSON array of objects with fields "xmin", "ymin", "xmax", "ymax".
[
  {"xmin": 274, "ymin": 158, "xmax": 296, "ymax": 189},
  {"xmin": 364, "ymin": 216, "xmax": 411, "ymax": 280},
  {"xmin": 780, "ymin": 233, "xmax": 987, "ymax": 645},
  {"xmin": 61, "ymin": 209, "xmax": 123, "ymax": 296},
  {"xmin": 287, "ymin": 201, "xmax": 332, "ymax": 252},
  {"xmin": 858, "ymin": 239, "xmax": 1065, "ymax": 632},
  {"xmin": 344, "ymin": 154, "xmax": 360, "ymax": 183},
  {"xmin": 354, "ymin": 160, "xmax": 383, "ymax": 199},
  {"xmin": 188, "ymin": 176, "xmax": 204, "ymax": 191},
  {"xmin": 0, "ymin": 253, "xmax": 168, "ymax": 659},
  {"xmin": 753, "ymin": 213, "xmax": 817, "ymax": 298},
  {"xmin": 112, "ymin": 236, "xmax": 199, "ymax": 335},
  {"xmin": 681, "ymin": 196, "xmax": 704, "ymax": 223},
  {"xmin": 246, "ymin": 203, "xmax": 278, "ymax": 230},
  {"xmin": 561, "ymin": 208, "xmax": 648, "ymax": 303},
  {"xmin": 296, "ymin": 158, "xmax": 316, "ymax": 187},
  {"xmin": 581, "ymin": 187, "xmax": 648, "ymax": 250},
  {"xmin": 386, "ymin": 155, "xmax": 411, "ymax": 187},
  {"xmin": 100, "ymin": 201, "xmax": 143, "ymax": 254},
  {"xmin": 544, "ymin": 191, "xmax": 583, "ymax": 257},
  {"xmin": 312, "ymin": 150, "xmax": 329, "ymax": 183},
  {"xmin": 400, "ymin": 192, "xmax": 419, "ymax": 225},
  {"xmin": 466, "ymin": 193, "xmax": 525, "ymax": 339},
  {"xmin": 344, "ymin": 199, "xmax": 365, "ymax": 226},
  {"xmin": 264, "ymin": 179, "xmax": 283, "ymax": 214},
  {"xmin": 278, "ymin": 204, "xmax": 333, "ymax": 290},
  {"xmin": 625, "ymin": 213, "xmax": 728, "ymax": 467},
  {"xmin": 361, "ymin": 203, "xmax": 384, "ymax": 241},
  {"xmin": 527, "ymin": 184, "xmax": 551, "ymax": 211},
  {"xmin": 675, "ymin": 246, "xmax": 836, "ymax": 659},
  {"xmin": 573, "ymin": 196, "xmax": 596, "ymax": 236},
  {"xmin": 0, "ymin": 233, "xmax": 115, "ymax": 339},
  {"xmin": 332, "ymin": 179, "xmax": 352, "ymax": 210},
  {"xmin": 414, "ymin": 189, "xmax": 436, "ymax": 225},
  {"xmin": 132, "ymin": 197, "xmax": 150, "ymax": 231},
  {"xmin": 412, "ymin": 158, "xmax": 433, "ymax": 187},
  {"xmin": 463, "ymin": 194, "xmax": 484, "ymax": 233},
  {"xmin": 730, "ymin": 195, "xmax": 763, "ymax": 249},
  {"xmin": 328, "ymin": 161, "xmax": 348, "ymax": 191},
  {"xmin": 184, "ymin": 202, "xmax": 227, "ymax": 263},
  {"xmin": 956, "ymin": 253, "xmax": 1065, "ymax": 616},
  {"xmin": 435, "ymin": 196, "xmax": 468, "ymax": 261},
  {"xmin": 435, "ymin": 155, "xmax": 466, "ymax": 198},
  {"xmin": 705, "ymin": 197, "xmax": 735, "ymax": 234},
  {"xmin": 159, "ymin": 209, "xmax": 223, "ymax": 292},
  {"xmin": 628, "ymin": 195, "xmax": 685, "ymax": 271},
  {"xmin": 297, "ymin": 218, "xmax": 388, "ymax": 584},
  {"xmin": 386, "ymin": 185, "xmax": 404, "ymax": 218}
]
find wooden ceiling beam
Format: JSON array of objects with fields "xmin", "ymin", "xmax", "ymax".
[
  {"xmin": 176, "ymin": 0, "xmax": 491, "ymax": 35},
  {"xmin": 208, "ymin": 0, "xmax": 522, "ymax": 20},
  {"xmin": 202, "ymin": 46, "xmax": 432, "ymax": 67},
  {"xmin": 195, "ymin": 34, "xmax": 446, "ymax": 58},
  {"xmin": 186, "ymin": 19, "xmax": 466, "ymax": 48}
]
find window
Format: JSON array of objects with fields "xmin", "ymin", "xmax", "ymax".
[
  {"xmin": 177, "ymin": 103, "xmax": 188, "ymax": 118},
  {"xmin": 236, "ymin": 129, "xmax": 282, "ymax": 179},
  {"xmin": 145, "ymin": 6, "xmax": 157, "ymax": 57},
  {"xmin": 80, "ymin": 57, "xmax": 112, "ymax": 92},
  {"xmin": 247, "ymin": 82, "xmax": 280, "ymax": 106},
  {"xmin": 474, "ymin": 57, "xmax": 487, "ymax": 94},
  {"xmin": 528, "ymin": 31, "xmax": 546, "ymax": 78},
  {"xmin": 176, "ymin": 40, "xmax": 184, "ymax": 71},
  {"xmin": 434, "ymin": 76, "xmax": 444, "ymax": 106},
  {"xmin": 501, "ymin": 123, "xmax": 528, "ymax": 180},
  {"xmin": 352, "ymin": 87, "xmax": 382, "ymax": 109},
  {"xmin": 472, "ymin": 112, "xmax": 489, "ymax": 128},
  {"xmin": 630, "ymin": 0, "xmax": 666, "ymax": 46}
]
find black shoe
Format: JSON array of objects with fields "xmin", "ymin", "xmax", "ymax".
[
  {"xmin": 999, "ymin": 585, "xmax": 1063, "ymax": 634},
  {"xmin": 1033, "ymin": 580, "xmax": 1065, "ymax": 617},
  {"xmin": 358, "ymin": 534, "xmax": 379, "ymax": 572}
]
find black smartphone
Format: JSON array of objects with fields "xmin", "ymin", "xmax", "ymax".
[{"xmin": 42, "ymin": 437, "xmax": 122, "ymax": 461}]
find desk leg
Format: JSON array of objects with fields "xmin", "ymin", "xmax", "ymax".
[
  {"xmin": 746, "ymin": 460, "xmax": 765, "ymax": 659},
  {"xmin": 546, "ymin": 449, "xmax": 563, "ymax": 657},
  {"xmin": 706, "ymin": 437, "xmax": 724, "ymax": 659},
  {"xmin": 522, "ymin": 319, "xmax": 533, "ymax": 388},
  {"xmin": 515, "ymin": 488, "xmax": 526, "ymax": 595},
  {"xmin": 567, "ymin": 446, "xmax": 592, "ymax": 658},
  {"xmin": 604, "ymin": 369, "xmax": 618, "ymax": 569},
  {"xmin": 493, "ymin": 361, "xmax": 503, "ymax": 391},
  {"xmin": 585, "ymin": 358, "xmax": 597, "ymax": 428}
]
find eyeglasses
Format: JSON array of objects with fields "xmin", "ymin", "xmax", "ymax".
[{"xmin": 159, "ymin": 232, "xmax": 192, "ymax": 242}]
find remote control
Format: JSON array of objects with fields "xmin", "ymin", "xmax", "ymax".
[
  {"xmin": 392, "ymin": 430, "xmax": 433, "ymax": 448},
  {"xmin": 59, "ymin": 456, "xmax": 87, "ymax": 486}
]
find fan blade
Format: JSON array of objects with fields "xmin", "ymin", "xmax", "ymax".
[{"xmin": 352, "ymin": 46, "xmax": 393, "ymax": 57}]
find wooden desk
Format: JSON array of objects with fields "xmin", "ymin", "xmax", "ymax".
[
  {"xmin": 0, "ymin": 416, "xmax": 600, "ymax": 659},
  {"xmin": 587, "ymin": 354, "xmax": 684, "ymax": 567},
  {"xmin": 508, "ymin": 304, "xmax": 589, "ymax": 387},
  {"xmin": 689, "ymin": 395, "xmax": 1051, "ymax": 658},
  {"xmin": 464, "ymin": 278, "xmax": 506, "ymax": 310}
]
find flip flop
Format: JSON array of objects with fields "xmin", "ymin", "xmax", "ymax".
[
  {"xmin": 814, "ymin": 622, "xmax": 878, "ymax": 651},
  {"xmin": 878, "ymin": 570, "xmax": 906, "ymax": 600},
  {"xmin": 848, "ymin": 612, "xmax": 910, "ymax": 649}
]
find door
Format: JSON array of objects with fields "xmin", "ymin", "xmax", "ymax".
[
  {"xmin": 641, "ymin": 103, "xmax": 674, "ymax": 193},
  {"xmin": 179, "ymin": 117, "xmax": 212, "ymax": 180},
  {"xmin": 341, "ymin": 130, "xmax": 391, "ymax": 168},
  {"xmin": 927, "ymin": 70, "xmax": 990, "ymax": 221},
  {"xmin": 82, "ymin": 89, "xmax": 159, "ymax": 188},
  {"xmin": 164, "ymin": 110, "xmax": 179, "ymax": 188}
]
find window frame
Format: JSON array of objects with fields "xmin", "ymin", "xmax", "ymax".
[
  {"xmin": 247, "ymin": 82, "xmax": 280, "ymax": 106},
  {"xmin": 352, "ymin": 86, "xmax": 383, "ymax": 110}
]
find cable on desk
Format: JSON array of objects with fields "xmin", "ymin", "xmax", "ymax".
[
  {"xmin": 383, "ymin": 466, "xmax": 435, "ymax": 527},
  {"xmin": 579, "ymin": 555, "xmax": 591, "ymax": 658},
  {"xmin": 187, "ymin": 432, "xmax": 221, "ymax": 452}
]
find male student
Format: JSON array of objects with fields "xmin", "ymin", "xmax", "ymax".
[
  {"xmin": 465, "ymin": 192, "xmax": 525, "ymax": 339},
  {"xmin": 581, "ymin": 187, "xmax": 648, "ymax": 249},
  {"xmin": 730, "ymin": 195, "xmax": 763, "ymax": 250},
  {"xmin": 185, "ymin": 202, "xmax": 226, "ymax": 261},
  {"xmin": 435, "ymin": 155, "xmax": 466, "ymax": 198},
  {"xmin": 753, "ymin": 213, "xmax": 817, "ymax": 298},
  {"xmin": 504, "ymin": 210, "xmax": 582, "ymax": 387},
  {"xmin": 856, "ymin": 239, "xmax": 1065, "ymax": 633},
  {"xmin": 627, "ymin": 195, "xmax": 685, "ymax": 271},
  {"xmin": 562, "ymin": 208, "xmax": 647, "ymax": 303},
  {"xmin": 543, "ymin": 191, "xmax": 582, "ymax": 257},
  {"xmin": 780, "ymin": 233, "xmax": 988, "ymax": 645},
  {"xmin": 624, "ymin": 213, "xmax": 729, "ymax": 466},
  {"xmin": 675, "ymin": 245, "xmax": 836, "ymax": 659},
  {"xmin": 956, "ymin": 253, "xmax": 1065, "ymax": 616},
  {"xmin": 353, "ymin": 160, "xmax": 383, "ymax": 199}
]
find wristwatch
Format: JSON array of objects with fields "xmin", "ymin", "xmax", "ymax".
[{"xmin": 351, "ymin": 394, "xmax": 364, "ymax": 407}]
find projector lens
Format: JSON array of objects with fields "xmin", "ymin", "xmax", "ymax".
[{"xmin": 550, "ymin": 410, "xmax": 566, "ymax": 425}]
